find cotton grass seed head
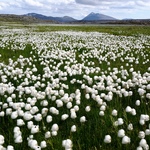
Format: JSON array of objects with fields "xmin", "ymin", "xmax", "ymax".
[
  {"xmin": 62, "ymin": 139, "xmax": 73, "ymax": 150},
  {"xmin": 80, "ymin": 116, "xmax": 86, "ymax": 123},
  {"xmin": 138, "ymin": 131, "xmax": 145, "ymax": 139},
  {"xmin": 122, "ymin": 136, "xmax": 130, "ymax": 144},
  {"xmin": 61, "ymin": 114, "xmax": 69, "ymax": 121},
  {"xmin": 118, "ymin": 129, "xmax": 125, "ymax": 138},
  {"xmin": 45, "ymin": 131, "xmax": 51, "ymax": 139},
  {"xmin": 51, "ymin": 124, "xmax": 59, "ymax": 132},
  {"xmin": 31, "ymin": 125, "xmax": 39, "ymax": 134},
  {"xmin": 117, "ymin": 118, "xmax": 124, "ymax": 125},
  {"xmin": 99, "ymin": 111, "xmax": 105, "ymax": 116},
  {"xmin": 127, "ymin": 123, "xmax": 133, "ymax": 130},
  {"xmin": 104, "ymin": 135, "xmax": 111, "ymax": 143},
  {"xmin": 135, "ymin": 100, "xmax": 140, "ymax": 106},
  {"xmin": 112, "ymin": 109, "xmax": 118, "ymax": 116},
  {"xmin": 40, "ymin": 141, "xmax": 47, "ymax": 148},
  {"xmin": 71, "ymin": 125, "xmax": 76, "ymax": 132},
  {"xmin": 85, "ymin": 106, "xmax": 91, "ymax": 112},
  {"xmin": 7, "ymin": 145, "xmax": 14, "ymax": 150},
  {"xmin": 0, "ymin": 135, "xmax": 4, "ymax": 145}
]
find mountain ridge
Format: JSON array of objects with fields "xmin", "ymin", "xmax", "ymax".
[
  {"xmin": 0, "ymin": 13, "xmax": 149, "ymax": 25},
  {"xmin": 25, "ymin": 12, "xmax": 117, "ymax": 22},
  {"xmin": 25, "ymin": 13, "xmax": 77, "ymax": 22},
  {"xmin": 82, "ymin": 12, "xmax": 117, "ymax": 21}
]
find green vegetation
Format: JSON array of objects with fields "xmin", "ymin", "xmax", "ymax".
[
  {"xmin": 34, "ymin": 25, "xmax": 150, "ymax": 36},
  {"xmin": 0, "ymin": 25, "xmax": 150, "ymax": 150}
]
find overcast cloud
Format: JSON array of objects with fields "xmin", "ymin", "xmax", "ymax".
[{"xmin": 0, "ymin": 0, "xmax": 149, "ymax": 19}]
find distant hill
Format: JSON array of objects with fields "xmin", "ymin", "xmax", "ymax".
[
  {"xmin": 82, "ymin": 12, "xmax": 117, "ymax": 21},
  {"xmin": 0, "ymin": 13, "xmax": 149, "ymax": 25},
  {"xmin": 25, "ymin": 13, "xmax": 77, "ymax": 23},
  {"xmin": 25, "ymin": 12, "xmax": 117, "ymax": 23},
  {"xmin": 0, "ymin": 14, "xmax": 56, "ymax": 24}
]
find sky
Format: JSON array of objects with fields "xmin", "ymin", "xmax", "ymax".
[{"xmin": 0, "ymin": 0, "xmax": 150, "ymax": 19}]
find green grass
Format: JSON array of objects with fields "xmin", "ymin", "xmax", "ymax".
[
  {"xmin": 0, "ymin": 24, "xmax": 150, "ymax": 150},
  {"xmin": 34, "ymin": 25, "xmax": 150, "ymax": 36}
]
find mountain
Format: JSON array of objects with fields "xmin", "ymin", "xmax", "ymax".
[
  {"xmin": 0, "ymin": 14, "xmax": 51, "ymax": 23},
  {"xmin": 82, "ymin": 12, "xmax": 117, "ymax": 21},
  {"xmin": 25, "ymin": 12, "xmax": 118, "ymax": 23},
  {"xmin": 26, "ymin": 13, "xmax": 50, "ymax": 20},
  {"xmin": 54, "ymin": 16, "xmax": 77, "ymax": 22},
  {"xmin": 25, "ymin": 13, "xmax": 77, "ymax": 23}
]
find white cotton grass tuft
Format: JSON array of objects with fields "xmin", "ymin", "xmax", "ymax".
[
  {"xmin": 51, "ymin": 131, "xmax": 58, "ymax": 136},
  {"xmin": 56, "ymin": 100, "xmax": 63, "ymax": 108},
  {"xmin": 27, "ymin": 121, "xmax": 34, "ymax": 129},
  {"xmin": 127, "ymin": 123, "xmax": 133, "ymax": 131},
  {"xmin": 122, "ymin": 136, "xmax": 131, "ymax": 144},
  {"xmin": 131, "ymin": 108, "xmax": 136, "ymax": 116},
  {"xmin": 138, "ymin": 131, "xmax": 145, "ymax": 139},
  {"xmin": 70, "ymin": 108, "xmax": 77, "ymax": 119},
  {"xmin": 6, "ymin": 108, "xmax": 12, "ymax": 116},
  {"xmin": 139, "ymin": 139, "xmax": 149, "ymax": 149},
  {"xmin": 135, "ymin": 100, "xmax": 141, "ymax": 106},
  {"xmin": 40, "ymin": 141, "xmax": 47, "ymax": 148},
  {"xmin": 0, "ymin": 111, "xmax": 5, "ymax": 117},
  {"xmin": 46, "ymin": 115, "xmax": 53, "ymax": 123},
  {"xmin": 31, "ymin": 125, "xmax": 39, "ymax": 134},
  {"xmin": 71, "ymin": 125, "xmax": 76, "ymax": 132},
  {"xmin": 104, "ymin": 135, "xmax": 111, "ymax": 143},
  {"xmin": 111, "ymin": 109, "xmax": 118, "ymax": 116},
  {"xmin": 7, "ymin": 145, "xmax": 14, "ymax": 150},
  {"xmin": 41, "ymin": 108, "xmax": 48, "ymax": 117},
  {"xmin": 40, "ymin": 100, "xmax": 48, "ymax": 106},
  {"xmin": 34, "ymin": 113, "xmax": 42, "ymax": 122},
  {"xmin": 28, "ymin": 139, "xmax": 38, "ymax": 149},
  {"xmin": 100, "ymin": 105, "xmax": 106, "ymax": 111},
  {"xmin": 45, "ymin": 131, "xmax": 51, "ymax": 139},
  {"xmin": 66, "ymin": 102, "xmax": 72, "ymax": 109},
  {"xmin": 13, "ymin": 126, "xmax": 23, "ymax": 143},
  {"xmin": 136, "ymin": 146, "xmax": 143, "ymax": 150},
  {"xmin": 62, "ymin": 139, "xmax": 73, "ymax": 150},
  {"xmin": 99, "ymin": 111, "xmax": 105, "ymax": 116},
  {"xmin": 0, "ymin": 145, "xmax": 6, "ymax": 150},
  {"xmin": 139, "ymin": 114, "xmax": 149, "ymax": 125},
  {"xmin": 118, "ymin": 129, "xmax": 125, "ymax": 138},
  {"xmin": 11, "ymin": 111, "xmax": 18, "ymax": 119},
  {"xmin": 85, "ymin": 106, "xmax": 91, "ymax": 112},
  {"xmin": 145, "ymin": 129, "xmax": 150, "ymax": 135},
  {"xmin": 61, "ymin": 114, "xmax": 69, "ymax": 121},
  {"xmin": 23, "ymin": 111, "xmax": 33, "ymax": 121},
  {"xmin": 113, "ymin": 121, "xmax": 119, "ymax": 127},
  {"xmin": 80, "ymin": 116, "xmax": 87, "ymax": 123},
  {"xmin": 51, "ymin": 124, "xmax": 59, "ymax": 132},
  {"xmin": 73, "ymin": 105, "xmax": 79, "ymax": 112},
  {"xmin": 125, "ymin": 106, "xmax": 132, "ymax": 113},
  {"xmin": 117, "ymin": 118, "xmax": 124, "ymax": 125},
  {"xmin": 0, "ymin": 135, "xmax": 4, "ymax": 145},
  {"xmin": 14, "ymin": 135, "xmax": 23, "ymax": 143},
  {"xmin": 49, "ymin": 107, "xmax": 59, "ymax": 115}
]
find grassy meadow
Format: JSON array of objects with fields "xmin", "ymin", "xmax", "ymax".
[{"xmin": 0, "ymin": 24, "xmax": 150, "ymax": 150}]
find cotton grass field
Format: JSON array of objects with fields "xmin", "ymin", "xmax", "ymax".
[{"xmin": 0, "ymin": 24, "xmax": 150, "ymax": 150}]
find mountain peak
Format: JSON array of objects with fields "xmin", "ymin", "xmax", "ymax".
[
  {"xmin": 90, "ymin": 12, "xmax": 95, "ymax": 15},
  {"xmin": 83, "ymin": 12, "xmax": 117, "ymax": 21}
]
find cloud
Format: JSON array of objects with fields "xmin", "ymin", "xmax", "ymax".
[
  {"xmin": 24, "ymin": 0, "xmax": 43, "ymax": 7},
  {"xmin": 75, "ymin": 0, "xmax": 98, "ymax": 5},
  {"xmin": 0, "ymin": 2, "xmax": 9, "ymax": 10},
  {"xmin": 136, "ymin": 0, "xmax": 150, "ymax": 7},
  {"xmin": 75, "ymin": 0, "xmax": 149, "ymax": 8}
]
